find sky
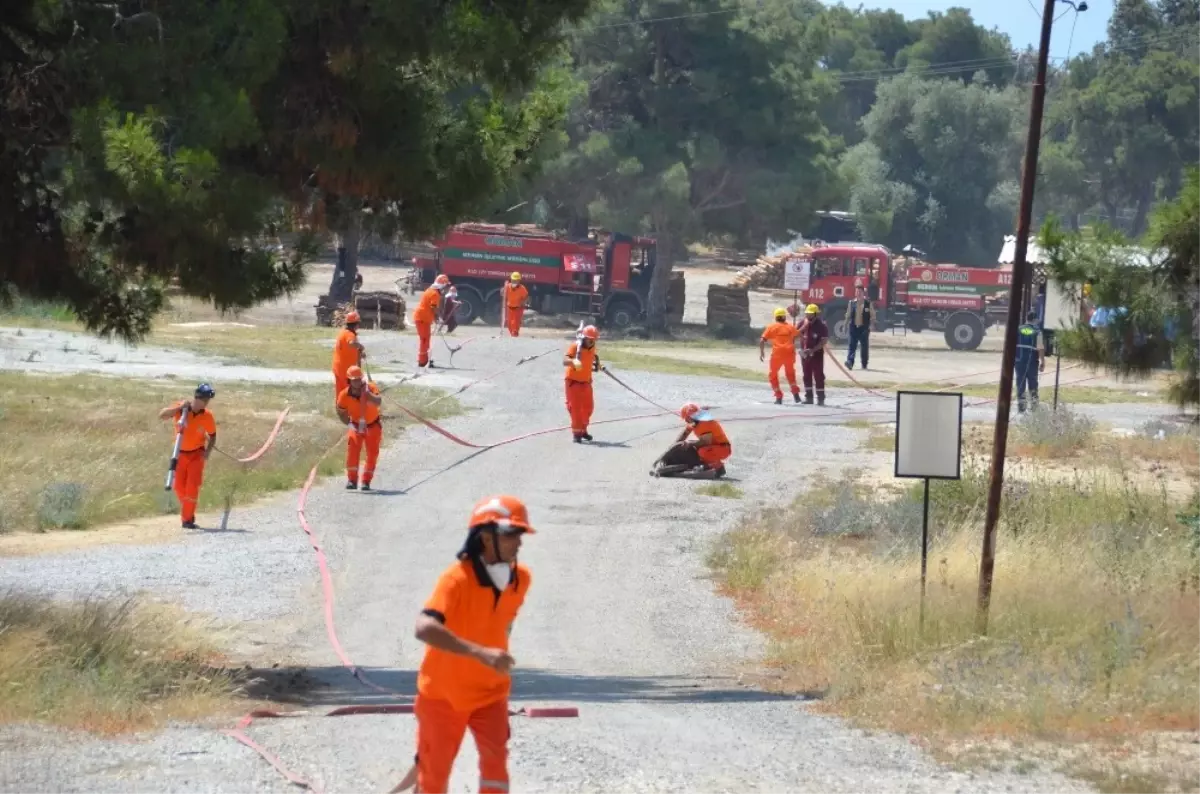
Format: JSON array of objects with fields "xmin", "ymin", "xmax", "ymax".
[{"xmin": 833, "ymin": 0, "xmax": 1115, "ymax": 61}]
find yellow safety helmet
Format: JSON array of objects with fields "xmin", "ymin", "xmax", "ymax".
[
  {"xmin": 510, "ymin": 271, "xmax": 521, "ymax": 282},
  {"xmin": 805, "ymin": 304, "xmax": 819, "ymax": 315},
  {"xmin": 773, "ymin": 307, "xmax": 787, "ymax": 320}
]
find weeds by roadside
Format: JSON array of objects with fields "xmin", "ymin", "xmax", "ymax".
[
  {"xmin": 710, "ymin": 465, "xmax": 1200, "ymax": 791},
  {"xmin": 0, "ymin": 594, "xmax": 238, "ymax": 733},
  {"xmin": 0, "ymin": 372, "xmax": 456, "ymax": 533},
  {"xmin": 696, "ymin": 482, "xmax": 743, "ymax": 499}
]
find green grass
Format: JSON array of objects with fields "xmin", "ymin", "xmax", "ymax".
[
  {"xmin": 0, "ymin": 372, "xmax": 457, "ymax": 533},
  {"xmin": 861, "ymin": 427, "xmax": 895, "ymax": 452},
  {"xmin": 696, "ymin": 482, "xmax": 744, "ymax": 499},
  {"xmin": 894, "ymin": 381, "xmax": 1163, "ymax": 404},
  {"xmin": 604, "ymin": 347, "xmax": 763, "ymax": 382},
  {"xmin": 0, "ymin": 297, "xmax": 400, "ymax": 372},
  {"xmin": 0, "ymin": 594, "xmax": 239, "ymax": 733}
]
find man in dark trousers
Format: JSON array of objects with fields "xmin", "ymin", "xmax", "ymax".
[
  {"xmin": 799, "ymin": 303, "xmax": 829, "ymax": 405},
  {"xmin": 1015, "ymin": 310, "xmax": 1045, "ymax": 413},
  {"xmin": 844, "ymin": 285, "xmax": 873, "ymax": 369}
]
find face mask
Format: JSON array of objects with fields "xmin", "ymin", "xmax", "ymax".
[{"xmin": 486, "ymin": 562, "xmax": 512, "ymax": 590}]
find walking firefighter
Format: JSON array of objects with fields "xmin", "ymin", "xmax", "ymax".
[
  {"xmin": 799, "ymin": 303, "xmax": 829, "ymax": 405},
  {"xmin": 400, "ymin": 494, "xmax": 535, "ymax": 794},
  {"xmin": 502, "ymin": 272, "xmax": 530, "ymax": 337},
  {"xmin": 650, "ymin": 403, "xmax": 732, "ymax": 479},
  {"xmin": 413, "ymin": 274, "xmax": 452, "ymax": 368},
  {"xmin": 1015, "ymin": 310, "xmax": 1046, "ymax": 413},
  {"xmin": 159, "ymin": 383, "xmax": 217, "ymax": 529},
  {"xmin": 335, "ymin": 365, "xmax": 383, "ymax": 491},
  {"xmin": 563, "ymin": 324, "xmax": 603, "ymax": 443},
  {"xmin": 759, "ymin": 307, "xmax": 802, "ymax": 404},
  {"xmin": 332, "ymin": 311, "xmax": 366, "ymax": 398}
]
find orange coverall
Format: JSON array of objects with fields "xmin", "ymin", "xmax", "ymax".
[
  {"xmin": 413, "ymin": 287, "xmax": 442, "ymax": 367},
  {"xmin": 564, "ymin": 341, "xmax": 598, "ymax": 439},
  {"xmin": 331, "ymin": 328, "xmax": 361, "ymax": 398},
  {"xmin": 691, "ymin": 418, "xmax": 732, "ymax": 468},
  {"xmin": 760, "ymin": 321, "xmax": 801, "ymax": 400},
  {"xmin": 502, "ymin": 283, "xmax": 529, "ymax": 337},
  {"xmin": 415, "ymin": 558, "xmax": 531, "ymax": 794},
  {"xmin": 336, "ymin": 383, "xmax": 382, "ymax": 486},
  {"xmin": 170, "ymin": 404, "xmax": 216, "ymax": 524}
]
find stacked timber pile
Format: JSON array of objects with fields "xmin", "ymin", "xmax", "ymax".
[
  {"xmin": 667, "ymin": 271, "xmax": 686, "ymax": 325},
  {"xmin": 729, "ymin": 244, "xmax": 816, "ymax": 289},
  {"xmin": 353, "ymin": 291, "xmax": 407, "ymax": 330},
  {"xmin": 706, "ymin": 284, "xmax": 750, "ymax": 329},
  {"xmin": 314, "ymin": 290, "xmax": 407, "ymax": 329}
]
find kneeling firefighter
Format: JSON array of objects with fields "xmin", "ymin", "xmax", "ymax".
[{"xmin": 651, "ymin": 403, "xmax": 732, "ymax": 478}]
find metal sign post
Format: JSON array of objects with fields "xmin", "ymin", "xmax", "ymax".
[
  {"xmin": 1042, "ymin": 276, "xmax": 1078, "ymax": 412},
  {"xmin": 894, "ymin": 391, "xmax": 964, "ymax": 631}
]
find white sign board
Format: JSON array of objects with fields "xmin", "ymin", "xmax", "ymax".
[
  {"xmin": 1042, "ymin": 277, "xmax": 1078, "ymax": 331},
  {"xmin": 894, "ymin": 391, "xmax": 963, "ymax": 480},
  {"xmin": 783, "ymin": 257, "xmax": 811, "ymax": 291}
]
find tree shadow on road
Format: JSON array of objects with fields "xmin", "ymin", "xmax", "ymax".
[{"xmin": 238, "ymin": 665, "xmax": 815, "ymax": 709}]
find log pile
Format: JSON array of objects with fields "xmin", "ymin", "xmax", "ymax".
[
  {"xmin": 667, "ymin": 271, "xmax": 686, "ymax": 325},
  {"xmin": 728, "ymin": 245, "xmax": 816, "ymax": 289},
  {"xmin": 314, "ymin": 291, "xmax": 407, "ymax": 329},
  {"xmin": 706, "ymin": 284, "xmax": 750, "ymax": 329},
  {"xmin": 353, "ymin": 291, "xmax": 407, "ymax": 330}
]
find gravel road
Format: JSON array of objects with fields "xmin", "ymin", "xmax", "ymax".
[{"xmin": 0, "ymin": 330, "xmax": 1139, "ymax": 793}]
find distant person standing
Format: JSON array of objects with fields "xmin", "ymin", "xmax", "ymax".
[
  {"xmin": 844, "ymin": 285, "xmax": 873, "ymax": 370},
  {"xmin": 332, "ymin": 311, "xmax": 365, "ymax": 399},
  {"xmin": 502, "ymin": 272, "xmax": 530, "ymax": 337},
  {"xmin": 1015, "ymin": 310, "xmax": 1045, "ymax": 413}
]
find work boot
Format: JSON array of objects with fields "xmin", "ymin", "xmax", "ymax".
[
  {"xmin": 714, "ymin": 465, "xmax": 727, "ymax": 479},
  {"xmin": 845, "ymin": 359, "xmax": 853, "ymax": 368},
  {"xmin": 581, "ymin": 432, "xmax": 593, "ymax": 442},
  {"xmin": 792, "ymin": 391, "xmax": 802, "ymax": 404},
  {"xmin": 803, "ymin": 390, "xmax": 814, "ymax": 405},
  {"xmin": 573, "ymin": 434, "xmax": 583, "ymax": 444},
  {"xmin": 181, "ymin": 520, "xmax": 198, "ymax": 530},
  {"xmin": 817, "ymin": 390, "xmax": 826, "ymax": 406},
  {"xmin": 346, "ymin": 480, "xmax": 358, "ymax": 490},
  {"xmin": 361, "ymin": 482, "xmax": 372, "ymax": 492},
  {"xmin": 1018, "ymin": 399, "xmax": 1027, "ymax": 414},
  {"xmin": 774, "ymin": 396, "xmax": 783, "ymax": 405}
]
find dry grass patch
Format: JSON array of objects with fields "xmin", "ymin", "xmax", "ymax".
[
  {"xmin": 0, "ymin": 594, "xmax": 239, "ymax": 733},
  {"xmin": 710, "ymin": 465, "xmax": 1200, "ymax": 790},
  {"xmin": 962, "ymin": 409, "xmax": 1200, "ymax": 472},
  {"xmin": 696, "ymin": 482, "xmax": 744, "ymax": 499},
  {"xmin": 0, "ymin": 372, "xmax": 455, "ymax": 533}
]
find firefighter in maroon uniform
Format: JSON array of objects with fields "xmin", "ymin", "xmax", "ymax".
[{"xmin": 799, "ymin": 303, "xmax": 829, "ymax": 405}]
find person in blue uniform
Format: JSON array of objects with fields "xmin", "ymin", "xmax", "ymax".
[{"xmin": 1015, "ymin": 311, "xmax": 1045, "ymax": 413}]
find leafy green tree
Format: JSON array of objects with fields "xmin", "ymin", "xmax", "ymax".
[
  {"xmin": 840, "ymin": 72, "xmax": 1023, "ymax": 263},
  {"xmin": 1041, "ymin": 167, "xmax": 1199, "ymax": 407},
  {"xmin": 1, "ymin": 0, "xmax": 590, "ymax": 339}
]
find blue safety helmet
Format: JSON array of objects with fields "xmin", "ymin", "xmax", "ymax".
[{"xmin": 194, "ymin": 383, "xmax": 216, "ymax": 399}]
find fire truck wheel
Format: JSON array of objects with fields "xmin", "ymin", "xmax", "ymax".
[
  {"xmin": 944, "ymin": 312, "xmax": 985, "ymax": 351},
  {"xmin": 482, "ymin": 291, "xmax": 503, "ymax": 326},
  {"xmin": 604, "ymin": 298, "xmax": 641, "ymax": 330},
  {"xmin": 452, "ymin": 285, "xmax": 483, "ymax": 326},
  {"xmin": 831, "ymin": 318, "xmax": 850, "ymax": 343}
]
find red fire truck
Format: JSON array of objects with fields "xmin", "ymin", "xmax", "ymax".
[
  {"xmin": 791, "ymin": 243, "xmax": 1011, "ymax": 350},
  {"xmin": 409, "ymin": 223, "xmax": 664, "ymax": 328}
]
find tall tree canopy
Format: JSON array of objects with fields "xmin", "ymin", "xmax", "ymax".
[{"xmin": 1, "ymin": 0, "xmax": 590, "ymax": 339}]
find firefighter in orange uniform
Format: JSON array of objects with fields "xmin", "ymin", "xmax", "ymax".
[
  {"xmin": 413, "ymin": 274, "xmax": 451, "ymax": 368},
  {"xmin": 563, "ymin": 325, "xmax": 602, "ymax": 443},
  {"xmin": 408, "ymin": 494, "xmax": 534, "ymax": 794},
  {"xmin": 501, "ymin": 272, "xmax": 529, "ymax": 337},
  {"xmin": 651, "ymin": 403, "xmax": 732, "ymax": 478},
  {"xmin": 335, "ymin": 365, "xmax": 383, "ymax": 491},
  {"xmin": 332, "ymin": 311, "xmax": 365, "ymax": 398},
  {"xmin": 758, "ymin": 307, "xmax": 802, "ymax": 404},
  {"xmin": 158, "ymin": 384, "xmax": 218, "ymax": 529}
]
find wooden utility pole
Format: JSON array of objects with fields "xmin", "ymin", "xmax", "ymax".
[{"xmin": 976, "ymin": 0, "xmax": 1058, "ymax": 635}]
